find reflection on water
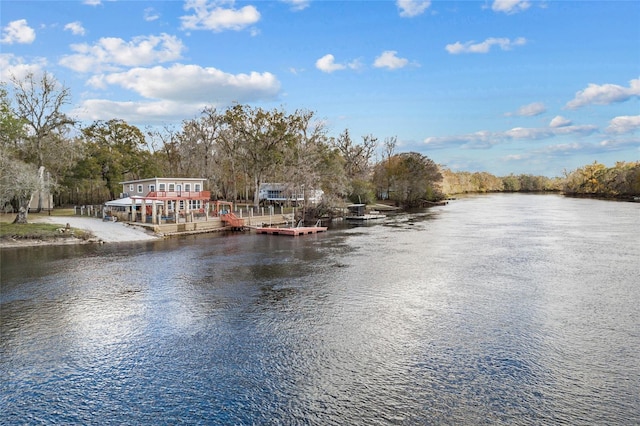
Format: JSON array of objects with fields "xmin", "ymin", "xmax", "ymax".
[{"xmin": 1, "ymin": 194, "xmax": 639, "ymax": 424}]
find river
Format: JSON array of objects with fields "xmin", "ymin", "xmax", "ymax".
[{"xmin": 1, "ymin": 194, "xmax": 639, "ymax": 425}]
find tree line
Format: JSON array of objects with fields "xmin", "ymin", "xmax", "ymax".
[
  {"xmin": 1, "ymin": 73, "xmax": 637, "ymax": 223},
  {"xmin": 1, "ymin": 72, "xmax": 445, "ymax": 222},
  {"xmin": 440, "ymin": 162, "xmax": 639, "ymax": 199}
]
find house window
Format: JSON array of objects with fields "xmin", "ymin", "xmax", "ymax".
[
  {"xmin": 179, "ymin": 200, "xmax": 184, "ymax": 210},
  {"xmin": 176, "ymin": 184, "xmax": 182, "ymax": 194},
  {"xmin": 159, "ymin": 183, "xmax": 165, "ymax": 191},
  {"xmin": 129, "ymin": 184, "xmax": 134, "ymax": 191},
  {"xmin": 137, "ymin": 185, "xmax": 143, "ymax": 193},
  {"xmin": 185, "ymin": 184, "xmax": 191, "ymax": 192},
  {"xmin": 195, "ymin": 184, "xmax": 201, "ymax": 192},
  {"xmin": 168, "ymin": 183, "xmax": 175, "ymax": 192},
  {"xmin": 149, "ymin": 184, "xmax": 155, "ymax": 193}
]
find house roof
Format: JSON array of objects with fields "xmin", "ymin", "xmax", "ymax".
[
  {"xmin": 119, "ymin": 177, "xmax": 206, "ymax": 185},
  {"xmin": 105, "ymin": 197, "xmax": 163, "ymax": 207}
]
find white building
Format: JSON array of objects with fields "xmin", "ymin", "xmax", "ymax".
[{"xmin": 258, "ymin": 183, "xmax": 323, "ymax": 205}]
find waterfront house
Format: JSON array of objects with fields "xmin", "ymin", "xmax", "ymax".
[
  {"xmin": 258, "ymin": 183, "xmax": 323, "ymax": 205},
  {"xmin": 106, "ymin": 177, "xmax": 211, "ymax": 224}
]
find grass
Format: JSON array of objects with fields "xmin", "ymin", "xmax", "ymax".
[{"xmin": 0, "ymin": 209, "xmax": 92, "ymax": 241}]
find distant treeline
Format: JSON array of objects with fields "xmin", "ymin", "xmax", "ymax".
[
  {"xmin": 441, "ymin": 161, "xmax": 639, "ymax": 199},
  {"xmin": 441, "ymin": 170, "xmax": 561, "ymax": 195},
  {"xmin": 562, "ymin": 161, "xmax": 639, "ymax": 199}
]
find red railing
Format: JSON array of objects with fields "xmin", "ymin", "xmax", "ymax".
[
  {"xmin": 220, "ymin": 212, "xmax": 245, "ymax": 228},
  {"xmin": 146, "ymin": 190, "xmax": 211, "ymax": 199}
]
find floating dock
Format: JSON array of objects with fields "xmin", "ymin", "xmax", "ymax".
[
  {"xmin": 255, "ymin": 225, "xmax": 328, "ymax": 236},
  {"xmin": 255, "ymin": 220, "xmax": 327, "ymax": 236}
]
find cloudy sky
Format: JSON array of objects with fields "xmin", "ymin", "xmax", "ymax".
[{"xmin": 1, "ymin": 0, "xmax": 639, "ymax": 176}]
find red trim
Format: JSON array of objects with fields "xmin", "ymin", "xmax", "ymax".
[{"xmin": 144, "ymin": 190, "xmax": 211, "ymax": 201}]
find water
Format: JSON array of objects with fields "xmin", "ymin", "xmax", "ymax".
[{"xmin": 1, "ymin": 194, "xmax": 639, "ymax": 425}]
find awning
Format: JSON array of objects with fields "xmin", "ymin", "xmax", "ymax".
[{"xmin": 104, "ymin": 197, "xmax": 164, "ymax": 207}]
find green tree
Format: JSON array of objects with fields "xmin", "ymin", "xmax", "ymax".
[
  {"xmin": 332, "ymin": 129, "xmax": 378, "ymax": 203},
  {"xmin": 379, "ymin": 152, "xmax": 442, "ymax": 207},
  {"xmin": 147, "ymin": 125, "xmax": 183, "ymax": 177},
  {"xmin": 223, "ymin": 104, "xmax": 298, "ymax": 207},
  {"xmin": 502, "ymin": 174, "xmax": 521, "ymax": 192},
  {"xmin": 563, "ymin": 161, "xmax": 640, "ymax": 197},
  {"xmin": 0, "ymin": 84, "xmax": 26, "ymax": 152},
  {"xmin": 76, "ymin": 119, "xmax": 156, "ymax": 200}
]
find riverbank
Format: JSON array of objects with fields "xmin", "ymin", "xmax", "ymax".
[{"xmin": 0, "ymin": 216, "xmax": 160, "ymax": 248}]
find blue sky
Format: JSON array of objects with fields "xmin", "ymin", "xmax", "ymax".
[{"xmin": 1, "ymin": 0, "xmax": 639, "ymax": 177}]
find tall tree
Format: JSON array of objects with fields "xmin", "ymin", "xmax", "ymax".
[
  {"xmin": 78, "ymin": 119, "xmax": 155, "ymax": 200},
  {"xmin": 223, "ymin": 104, "xmax": 298, "ymax": 207},
  {"xmin": 333, "ymin": 129, "xmax": 378, "ymax": 181},
  {"xmin": 282, "ymin": 109, "xmax": 330, "ymax": 200},
  {"xmin": 147, "ymin": 125, "xmax": 183, "ymax": 177},
  {"xmin": 1, "ymin": 84, "xmax": 42, "ymax": 222},
  {"xmin": 177, "ymin": 107, "xmax": 225, "ymax": 192},
  {"xmin": 332, "ymin": 129, "xmax": 378, "ymax": 203},
  {"xmin": 376, "ymin": 136, "xmax": 397, "ymax": 199},
  {"xmin": 380, "ymin": 152, "xmax": 442, "ymax": 207},
  {"xmin": 10, "ymin": 72, "xmax": 76, "ymax": 210}
]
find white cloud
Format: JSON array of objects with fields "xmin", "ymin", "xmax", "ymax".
[
  {"xmin": 1, "ymin": 19, "xmax": 36, "ymax": 45},
  {"xmin": 396, "ymin": 0, "xmax": 431, "ymax": 17},
  {"xmin": 144, "ymin": 8, "xmax": 160, "ymax": 22},
  {"xmin": 492, "ymin": 0, "xmax": 531, "ymax": 14},
  {"xmin": 59, "ymin": 33, "xmax": 185, "ymax": 72},
  {"xmin": 549, "ymin": 115, "xmax": 572, "ymax": 128},
  {"xmin": 445, "ymin": 37, "xmax": 526, "ymax": 54},
  {"xmin": 606, "ymin": 115, "xmax": 640, "ymax": 134},
  {"xmin": 502, "ymin": 153, "xmax": 530, "ymax": 161},
  {"xmin": 89, "ymin": 63, "xmax": 280, "ymax": 104},
  {"xmin": 0, "ymin": 54, "xmax": 46, "ymax": 83},
  {"xmin": 181, "ymin": 0, "xmax": 260, "ymax": 32},
  {"xmin": 315, "ymin": 54, "xmax": 345, "ymax": 73},
  {"xmin": 72, "ymin": 99, "xmax": 205, "ymax": 124},
  {"xmin": 598, "ymin": 137, "xmax": 640, "ymax": 151},
  {"xmin": 64, "ymin": 21, "xmax": 86, "ymax": 36},
  {"xmin": 506, "ymin": 102, "xmax": 546, "ymax": 117},
  {"xmin": 373, "ymin": 51, "xmax": 409, "ymax": 70},
  {"xmin": 83, "ymin": 0, "xmax": 102, "ymax": 5},
  {"xmin": 281, "ymin": 0, "xmax": 311, "ymax": 11},
  {"xmin": 537, "ymin": 142, "xmax": 583, "ymax": 154},
  {"xmin": 565, "ymin": 78, "xmax": 640, "ymax": 109},
  {"xmin": 76, "ymin": 63, "xmax": 281, "ymax": 123},
  {"xmin": 424, "ymin": 123, "xmax": 597, "ymax": 149},
  {"xmin": 424, "ymin": 130, "xmax": 497, "ymax": 149}
]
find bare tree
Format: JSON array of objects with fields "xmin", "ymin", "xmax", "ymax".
[
  {"xmin": 333, "ymin": 129, "xmax": 378, "ymax": 180},
  {"xmin": 147, "ymin": 125, "xmax": 183, "ymax": 176},
  {"xmin": 178, "ymin": 107, "xmax": 224, "ymax": 191},
  {"xmin": 223, "ymin": 105, "xmax": 298, "ymax": 207},
  {"xmin": 10, "ymin": 72, "xmax": 76, "ymax": 211}
]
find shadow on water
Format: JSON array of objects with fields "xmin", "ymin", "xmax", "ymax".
[{"xmin": 1, "ymin": 194, "xmax": 639, "ymax": 424}]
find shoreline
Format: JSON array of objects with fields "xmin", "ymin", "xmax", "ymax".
[
  {"xmin": 0, "ymin": 237, "xmax": 95, "ymax": 249},
  {"xmin": 1, "ymin": 216, "xmax": 160, "ymax": 249}
]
